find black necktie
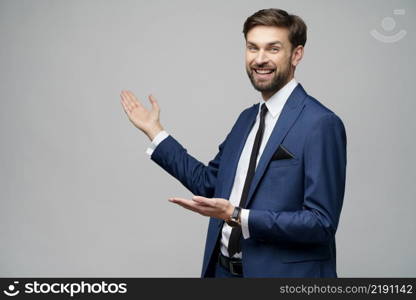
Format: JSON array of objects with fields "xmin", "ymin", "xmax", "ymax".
[{"xmin": 227, "ymin": 103, "xmax": 268, "ymax": 257}]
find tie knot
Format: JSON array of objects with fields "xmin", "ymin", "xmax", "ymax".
[{"xmin": 260, "ymin": 103, "xmax": 268, "ymax": 118}]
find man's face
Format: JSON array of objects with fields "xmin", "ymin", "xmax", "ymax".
[{"xmin": 245, "ymin": 26, "xmax": 294, "ymax": 96}]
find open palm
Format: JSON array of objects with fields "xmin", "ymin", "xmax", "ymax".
[{"xmin": 120, "ymin": 90, "xmax": 163, "ymax": 139}]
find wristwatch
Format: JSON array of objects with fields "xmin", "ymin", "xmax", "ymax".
[{"xmin": 225, "ymin": 206, "xmax": 242, "ymax": 227}]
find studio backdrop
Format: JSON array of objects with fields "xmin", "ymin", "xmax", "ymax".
[{"xmin": 0, "ymin": 0, "xmax": 414, "ymax": 277}]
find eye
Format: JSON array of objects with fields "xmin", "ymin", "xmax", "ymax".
[
  {"xmin": 270, "ymin": 48, "xmax": 280, "ymax": 52},
  {"xmin": 247, "ymin": 46, "xmax": 257, "ymax": 51}
]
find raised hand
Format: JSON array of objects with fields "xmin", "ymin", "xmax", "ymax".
[{"xmin": 120, "ymin": 90, "xmax": 164, "ymax": 140}]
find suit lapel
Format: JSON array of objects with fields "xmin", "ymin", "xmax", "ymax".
[
  {"xmin": 244, "ymin": 84, "xmax": 308, "ymax": 208},
  {"xmin": 220, "ymin": 104, "xmax": 258, "ymax": 200}
]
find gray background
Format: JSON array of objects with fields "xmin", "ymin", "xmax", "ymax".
[{"xmin": 0, "ymin": 0, "xmax": 414, "ymax": 277}]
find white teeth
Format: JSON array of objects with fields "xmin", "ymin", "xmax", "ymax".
[{"xmin": 255, "ymin": 69, "xmax": 274, "ymax": 74}]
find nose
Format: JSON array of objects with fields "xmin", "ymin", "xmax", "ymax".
[{"xmin": 254, "ymin": 49, "xmax": 269, "ymax": 65}]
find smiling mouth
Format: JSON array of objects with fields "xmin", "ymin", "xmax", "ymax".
[
  {"xmin": 253, "ymin": 68, "xmax": 275, "ymax": 79},
  {"xmin": 254, "ymin": 68, "xmax": 274, "ymax": 74}
]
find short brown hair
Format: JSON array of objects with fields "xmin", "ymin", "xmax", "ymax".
[{"xmin": 243, "ymin": 8, "xmax": 307, "ymax": 49}]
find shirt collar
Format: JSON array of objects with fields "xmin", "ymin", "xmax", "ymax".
[{"xmin": 259, "ymin": 78, "xmax": 298, "ymax": 119}]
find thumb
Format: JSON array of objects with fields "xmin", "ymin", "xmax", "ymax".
[{"xmin": 148, "ymin": 94, "xmax": 160, "ymax": 112}]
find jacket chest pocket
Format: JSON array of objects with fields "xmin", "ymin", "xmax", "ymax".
[{"xmin": 268, "ymin": 158, "xmax": 300, "ymax": 168}]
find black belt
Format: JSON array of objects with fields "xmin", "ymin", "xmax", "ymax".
[{"xmin": 218, "ymin": 252, "xmax": 243, "ymax": 276}]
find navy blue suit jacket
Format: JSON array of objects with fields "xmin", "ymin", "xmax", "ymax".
[{"xmin": 150, "ymin": 84, "xmax": 347, "ymax": 277}]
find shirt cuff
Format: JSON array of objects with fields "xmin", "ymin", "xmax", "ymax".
[
  {"xmin": 145, "ymin": 130, "xmax": 169, "ymax": 156},
  {"xmin": 240, "ymin": 209, "xmax": 250, "ymax": 239}
]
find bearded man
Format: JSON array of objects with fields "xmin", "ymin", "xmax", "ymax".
[{"xmin": 120, "ymin": 8, "xmax": 347, "ymax": 278}]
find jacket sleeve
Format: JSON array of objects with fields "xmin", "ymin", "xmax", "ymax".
[
  {"xmin": 150, "ymin": 132, "xmax": 229, "ymax": 198},
  {"xmin": 248, "ymin": 113, "xmax": 347, "ymax": 244}
]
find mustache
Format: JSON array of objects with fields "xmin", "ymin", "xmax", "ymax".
[{"xmin": 250, "ymin": 66, "xmax": 275, "ymax": 69}]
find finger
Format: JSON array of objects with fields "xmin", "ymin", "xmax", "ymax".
[
  {"xmin": 171, "ymin": 197, "xmax": 208, "ymax": 208},
  {"xmin": 177, "ymin": 203, "xmax": 201, "ymax": 214},
  {"xmin": 192, "ymin": 195, "xmax": 217, "ymax": 207},
  {"xmin": 192, "ymin": 200, "xmax": 211, "ymax": 207},
  {"xmin": 120, "ymin": 92, "xmax": 133, "ymax": 112},
  {"xmin": 178, "ymin": 202, "xmax": 209, "ymax": 216},
  {"xmin": 148, "ymin": 94, "xmax": 160, "ymax": 111},
  {"xmin": 169, "ymin": 197, "xmax": 194, "ymax": 206},
  {"xmin": 168, "ymin": 197, "xmax": 189, "ymax": 204},
  {"xmin": 121, "ymin": 91, "xmax": 136, "ymax": 110},
  {"xmin": 120, "ymin": 98, "xmax": 130, "ymax": 115},
  {"xmin": 169, "ymin": 197, "xmax": 207, "ymax": 211},
  {"xmin": 191, "ymin": 197, "xmax": 211, "ymax": 207},
  {"xmin": 120, "ymin": 97, "xmax": 133, "ymax": 117},
  {"xmin": 169, "ymin": 198, "xmax": 202, "ymax": 214},
  {"xmin": 125, "ymin": 91, "xmax": 142, "ymax": 109},
  {"xmin": 169, "ymin": 198, "xmax": 215, "ymax": 217}
]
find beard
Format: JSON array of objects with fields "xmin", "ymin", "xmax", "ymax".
[{"xmin": 246, "ymin": 59, "xmax": 292, "ymax": 95}]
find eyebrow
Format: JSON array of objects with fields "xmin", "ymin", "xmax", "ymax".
[{"xmin": 246, "ymin": 41, "xmax": 283, "ymax": 46}]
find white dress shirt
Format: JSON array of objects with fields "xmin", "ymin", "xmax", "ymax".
[{"xmin": 146, "ymin": 78, "xmax": 298, "ymax": 259}]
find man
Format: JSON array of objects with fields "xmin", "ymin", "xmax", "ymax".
[{"xmin": 120, "ymin": 8, "xmax": 346, "ymax": 278}]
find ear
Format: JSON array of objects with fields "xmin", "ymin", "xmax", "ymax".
[{"xmin": 291, "ymin": 45, "xmax": 304, "ymax": 67}]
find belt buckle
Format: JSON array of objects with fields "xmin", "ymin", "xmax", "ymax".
[{"xmin": 229, "ymin": 261, "xmax": 241, "ymax": 276}]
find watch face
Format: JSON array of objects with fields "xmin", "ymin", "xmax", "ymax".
[{"xmin": 232, "ymin": 207, "xmax": 242, "ymax": 220}]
